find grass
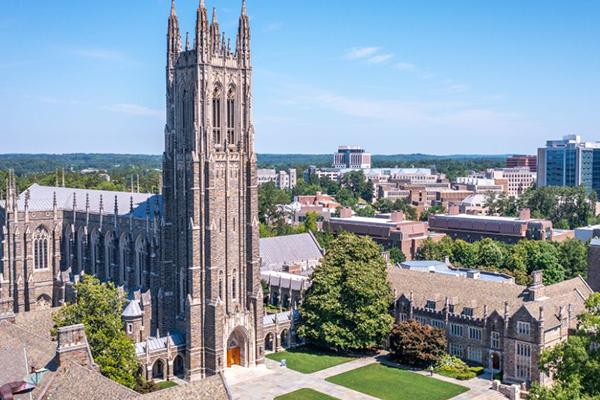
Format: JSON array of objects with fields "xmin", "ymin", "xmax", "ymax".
[
  {"xmin": 274, "ymin": 388, "xmax": 339, "ymax": 400},
  {"xmin": 266, "ymin": 345, "xmax": 354, "ymax": 374},
  {"xmin": 326, "ymin": 363, "xmax": 469, "ymax": 400},
  {"xmin": 156, "ymin": 380, "xmax": 178, "ymax": 390}
]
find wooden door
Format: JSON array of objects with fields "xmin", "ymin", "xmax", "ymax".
[{"xmin": 227, "ymin": 347, "xmax": 241, "ymax": 367}]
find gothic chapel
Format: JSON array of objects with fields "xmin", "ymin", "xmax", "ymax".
[{"xmin": 0, "ymin": 0, "xmax": 264, "ymax": 382}]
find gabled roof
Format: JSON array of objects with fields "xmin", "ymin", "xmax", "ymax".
[
  {"xmin": 16, "ymin": 184, "xmax": 162, "ymax": 218},
  {"xmin": 260, "ymin": 232, "xmax": 323, "ymax": 271},
  {"xmin": 135, "ymin": 333, "xmax": 185, "ymax": 356}
]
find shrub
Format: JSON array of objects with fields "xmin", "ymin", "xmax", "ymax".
[
  {"xmin": 434, "ymin": 355, "xmax": 478, "ymax": 380},
  {"xmin": 389, "ymin": 320, "xmax": 447, "ymax": 367}
]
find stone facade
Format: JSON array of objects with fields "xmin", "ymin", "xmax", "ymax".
[
  {"xmin": 389, "ymin": 267, "xmax": 592, "ymax": 386},
  {"xmin": 0, "ymin": 0, "xmax": 262, "ymax": 384}
]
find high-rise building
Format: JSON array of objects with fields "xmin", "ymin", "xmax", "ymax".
[
  {"xmin": 162, "ymin": 0, "xmax": 263, "ymax": 379},
  {"xmin": 333, "ymin": 146, "xmax": 371, "ymax": 169},
  {"xmin": 537, "ymin": 135, "xmax": 600, "ymax": 195},
  {"xmin": 506, "ymin": 155, "xmax": 537, "ymax": 172}
]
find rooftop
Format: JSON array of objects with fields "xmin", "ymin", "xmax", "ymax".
[
  {"xmin": 260, "ymin": 232, "xmax": 323, "ymax": 270},
  {"xmin": 400, "ymin": 260, "xmax": 514, "ymax": 283}
]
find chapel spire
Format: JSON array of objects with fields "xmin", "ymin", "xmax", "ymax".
[
  {"xmin": 237, "ymin": 0, "xmax": 251, "ymax": 66},
  {"xmin": 210, "ymin": 7, "xmax": 221, "ymax": 54},
  {"xmin": 195, "ymin": 0, "xmax": 209, "ymax": 61},
  {"xmin": 167, "ymin": 0, "xmax": 181, "ymax": 84}
]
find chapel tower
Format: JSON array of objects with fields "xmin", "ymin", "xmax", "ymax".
[{"xmin": 161, "ymin": 0, "xmax": 263, "ymax": 380}]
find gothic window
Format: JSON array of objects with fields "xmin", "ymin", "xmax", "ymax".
[
  {"xmin": 33, "ymin": 227, "xmax": 49, "ymax": 270},
  {"xmin": 212, "ymin": 86, "xmax": 222, "ymax": 146},
  {"xmin": 119, "ymin": 235, "xmax": 129, "ymax": 286},
  {"xmin": 76, "ymin": 227, "xmax": 85, "ymax": 273},
  {"xmin": 227, "ymin": 87, "xmax": 235, "ymax": 145},
  {"xmin": 135, "ymin": 237, "xmax": 146, "ymax": 288},
  {"xmin": 105, "ymin": 232, "xmax": 114, "ymax": 280},
  {"xmin": 232, "ymin": 270, "xmax": 237, "ymax": 300},
  {"xmin": 90, "ymin": 230, "xmax": 100, "ymax": 275},
  {"xmin": 218, "ymin": 270, "xmax": 224, "ymax": 299}
]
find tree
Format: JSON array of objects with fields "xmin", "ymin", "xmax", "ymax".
[
  {"xmin": 303, "ymin": 211, "xmax": 319, "ymax": 233},
  {"xmin": 389, "ymin": 320, "xmax": 447, "ymax": 367},
  {"xmin": 388, "ymin": 247, "xmax": 406, "ymax": 264},
  {"xmin": 451, "ymin": 239, "xmax": 477, "ymax": 267},
  {"xmin": 419, "ymin": 204, "xmax": 446, "ymax": 222},
  {"xmin": 560, "ymin": 239, "xmax": 589, "ymax": 279},
  {"xmin": 53, "ymin": 276, "xmax": 140, "ymax": 389},
  {"xmin": 531, "ymin": 293, "xmax": 600, "ymax": 398},
  {"xmin": 298, "ymin": 233, "xmax": 393, "ymax": 351},
  {"xmin": 475, "ymin": 239, "xmax": 504, "ymax": 269}
]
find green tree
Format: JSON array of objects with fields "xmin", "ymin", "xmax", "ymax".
[
  {"xmin": 388, "ymin": 247, "xmax": 406, "ymax": 264},
  {"xmin": 298, "ymin": 233, "xmax": 393, "ymax": 351},
  {"xmin": 560, "ymin": 239, "xmax": 589, "ymax": 279},
  {"xmin": 53, "ymin": 276, "xmax": 140, "ymax": 389},
  {"xmin": 389, "ymin": 320, "xmax": 447, "ymax": 367},
  {"xmin": 475, "ymin": 238, "xmax": 505, "ymax": 269},
  {"xmin": 530, "ymin": 293, "xmax": 600, "ymax": 398},
  {"xmin": 451, "ymin": 239, "xmax": 478, "ymax": 267}
]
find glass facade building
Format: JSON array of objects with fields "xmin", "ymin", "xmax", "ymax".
[{"xmin": 538, "ymin": 135, "xmax": 600, "ymax": 195}]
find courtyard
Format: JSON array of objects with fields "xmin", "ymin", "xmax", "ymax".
[{"xmin": 225, "ymin": 348, "xmax": 501, "ymax": 400}]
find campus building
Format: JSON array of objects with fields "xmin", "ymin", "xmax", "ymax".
[
  {"xmin": 537, "ymin": 135, "xmax": 600, "ymax": 195},
  {"xmin": 389, "ymin": 267, "xmax": 593, "ymax": 385},
  {"xmin": 333, "ymin": 146, "xmax": 372, "ymax": 169}
]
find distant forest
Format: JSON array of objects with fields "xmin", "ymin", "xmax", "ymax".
[{"xmin": 0, "ymin": 153, "xmax": 508, "ymax": 194}]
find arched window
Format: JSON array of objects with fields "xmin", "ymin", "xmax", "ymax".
[
  {"xmin": 212, "ymin": 86, "xmax": 222, "ymax": 146},
  {"xmin": 218, "ymin": 270, "xmax": 224, "ymax": 299},
  {"xmin": 232, "ymin": 270, "xmax": 237, "ymax": 300},
  {"xmin": 76, "ymin": 227, "xmax": 85, "ymax": 273},
  {"xmin": 104, "ymin": 232, "xmax": 114, "ymax": 281},
  {"xmin": 135, "ymin": 237, "xmax": 146, "ymax": 288},
  {"xmin": 90, "ymin": 230, "xmax": 100, "ymax": 276},
  {"xmin": 33, "ymin": 227, "xmax": 50, "ymax": 270},
  {"xmin": 119, "ymin": 235, "xmax": 129, "ymax": 286},
  {"xmin": 227, "ymin": 87, "xmax": 235, "ymax": 145}
]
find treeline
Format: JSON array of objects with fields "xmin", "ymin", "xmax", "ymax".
[
  {"xmin": 485, "ymin": 186, "xmax": 598, "ymax": 229},
  {"xmin": 416, "ymin": 236, "xmax": 588, "ymax": 286}
]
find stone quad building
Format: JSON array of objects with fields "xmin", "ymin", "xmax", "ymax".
[{"xmin": 0, "ymin": 0, "xmax": 266, "ymax": 384}]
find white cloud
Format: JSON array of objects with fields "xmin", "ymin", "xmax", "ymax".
[
  {"xmin": 345, "ymin": 47, "xmax": 380, "ymax": 60},
  {"xmin": 394, "ymin": 62, "xmax": 417, "ymax": 72},
  {"xmin": 103, "ymin": 103, "xmax": 163, "ymax": 119},
  {"xmin": 367, "ymin": 53, "xmax": 394, "ymax": 64}
]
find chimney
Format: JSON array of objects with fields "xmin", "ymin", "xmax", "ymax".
[
  {"xmin": 519, "ymin": 208, "xmax": 531, "ymax": 220},
  {"xmin": 528, "ymin": 270, "xmax": 546, "ymax": 301},
  {"xmin": 391, "ymin": 211, "xmax": 404, "ymax": 223},
  {"xmin": 448, "ymin": 204, "xmax": 460, "ymax": 215},
  {"xmin": 339, "ymin": 207, "xmax": 353, "ymax": 219},
  {"xmin": 56, "ymin": 324, "xmax": 94, "ymax": 368}
]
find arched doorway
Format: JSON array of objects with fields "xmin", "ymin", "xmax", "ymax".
[
  {"xmin": 173, "ymin": 355, "xmax": 185, "ymax": 379},
  {"xmin": 280, "ymin": 330, "xmax": 289, "ymax": 349},
  {"xmin": 226, "ymin": 327, "xmax": 249, "ymax": 368},
  {"xmin": 492, "ymin": 352, "xmax": 500, "ymax": 370},
  {"xmin": 152, "ymin": 359, "xmax": 165, "ymax": 380},
  {"xmin": 264, "ymin": 333, "xmax": 274, "ymax": 352}
]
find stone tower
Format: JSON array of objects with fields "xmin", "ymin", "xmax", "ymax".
[{"xmin": 161, "ymin": 0, "xmax": 264, "ymax": 381}]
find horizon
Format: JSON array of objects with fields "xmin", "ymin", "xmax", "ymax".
[{"xmin": 1, "ymin": 1, "xmax": 599, "ymax": 154}]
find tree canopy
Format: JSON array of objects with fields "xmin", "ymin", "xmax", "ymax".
[
  {"xmin": 528, "ymin": 293, "xmax": 600, "ymax": 399},
  {"xmin": 298, "ymin": 232, "xmax": 393, "ymax": 351},
  {"xmin": 415, "ymin": 236, "xmax": 586, "ymax": 286},
  {"xmin": 53, "ymin": 276, "xmax": 140, "ymax": 389},
  {"xmin": 389, "ymin": 320, "xmax": 447, "ymax": 367}
]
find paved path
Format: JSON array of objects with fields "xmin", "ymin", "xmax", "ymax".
[{"xmin": 224, "ymin": 354, "xmax": 505, "ymax": 400}]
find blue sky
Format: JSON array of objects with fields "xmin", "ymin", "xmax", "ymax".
[{"xmin": 1, "ymin": 1, "xmax": 599, "ymax": 155}]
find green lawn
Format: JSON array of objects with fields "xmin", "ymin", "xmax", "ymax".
[
  {"xmin": 156, "ymin": 380, "xmax": 178, "ymax": 390},
  {"xmin": 274, "ymin": 388, "xmax": 339, "ymax": 400},
  {"xmin": 266, "ymin": 346, "xmax": 354, "ymax": 374},
  {"xmin": 326, "ymin": 364, "xmax": 469, "ymax": 400}
]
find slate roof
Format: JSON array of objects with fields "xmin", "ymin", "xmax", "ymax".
[
  {"xmin": 263, "ymin": 310, "xmax": 300, "ymax": 326},
  {"xmin": 122, "ymin": 300, "xmax": 143, "ymax": 318},
  {"xmin": 37, "ymin": 362, "xmax": 139, "ymax": 400},
  {"xmin": 387, "ymin": 267, "xmax": 593, "ymax": 327},
  {"xmin": 16, "ymin": 184, "xmax": 162, "ymax": 218},
  {"xmin": 260, "ymin": 232, "xmax": 323, "ymax": 271},
  {"xmin": 135, "ymin": 333, "xmax": 185, "ymax": 356},
  {"xmin": 142, "ymin": 375, "xmax": 228, "ymax": 400},
  {"xmin": 261, "ymin": 271, "xmax": 309, "ymax": 291}
]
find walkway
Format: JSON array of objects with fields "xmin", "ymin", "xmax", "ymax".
[{"xmin": 224, "ymin": 354, "xmax": 505, "ymax": 400}]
